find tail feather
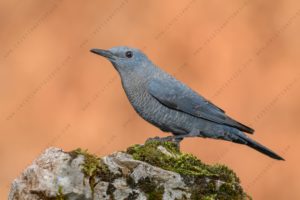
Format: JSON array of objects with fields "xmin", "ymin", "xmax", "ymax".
[
  {"xmin": 237, "ymin": 134, "xmax": 284, "ymax": 160},
  {"xmin": 226, "ymin": 116, "xmax": 254, "ymax": 134}
]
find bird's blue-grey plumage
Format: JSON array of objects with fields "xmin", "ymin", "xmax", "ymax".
[{"xmin": 90, "ymin": 46, "xmax": 284, "ymax": 160}]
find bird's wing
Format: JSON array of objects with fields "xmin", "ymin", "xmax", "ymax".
[{"xmin": 148, "ymin": 79, "xmax": 254, "ymax": 134}]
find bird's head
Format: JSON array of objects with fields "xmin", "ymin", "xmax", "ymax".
[{"xmin": 90, "ymin": 46, "xmax": 152, "ymax": 75}]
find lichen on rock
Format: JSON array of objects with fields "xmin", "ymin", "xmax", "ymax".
[{"xmin": 9, "ymin": 140, "xmax": 251, "ymax": 200}]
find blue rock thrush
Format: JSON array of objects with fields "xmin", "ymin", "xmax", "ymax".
[{"xmin": 90, "ymin": 46, "xmax": 284, "ymax": 160}]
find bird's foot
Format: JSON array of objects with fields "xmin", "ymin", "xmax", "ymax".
[{"xmin": 146, "ymin": 136, "xmax": 183, "ymax": 149}]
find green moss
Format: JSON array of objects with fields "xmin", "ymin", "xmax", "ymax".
[
  {"xmin": 201, "ymin": 194, "xmax": 217, "ymax": 200},
  {"xmin": 136, "ymin": 177, "xmax": 164, "ymax": 200},
  {"xmin": 148, "ymin": 188, "xmax": 164, "ymax": 200},
  {"xmin": 70, "ymin": 148, "xmax": 108, "ymax": 177},
  {"xmin": 56, "ymin": 186, "xmax": 67, "ymax": 200},
  {"xmin": 127, "ymin": 140, "xmax": 251, "ymax": 200},
  {"xmin": 127, "ymin": 140, "xmax": 232, "ymax": 181},
  {"xmin": 126, "ymin": 175, "xmax": 164, "ymax": 199},
  {"xmin": 69, "ymin": 148, "xmax": 110, "ymax": 196},
  {"xmin": 189, "ymin": 180, "xmax": 216, "ymax": 200}
]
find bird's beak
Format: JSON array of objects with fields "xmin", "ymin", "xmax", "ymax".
[{"xmin": 90, "ymin": 48, "xmax": 115, "ymax": 61}]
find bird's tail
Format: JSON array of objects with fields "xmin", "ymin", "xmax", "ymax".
[{"xmin": 236, "ymin": 134, "xmax": 284, "ymax": 160}]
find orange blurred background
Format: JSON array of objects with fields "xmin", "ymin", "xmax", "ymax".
[{"xmin": 0, "ymin": 0, "xmax": 299, "ymax": 199}]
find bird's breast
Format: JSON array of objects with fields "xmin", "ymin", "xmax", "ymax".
[{"xmin": 122, "ymin": 79, "xmax": 163, "ymax": 121}]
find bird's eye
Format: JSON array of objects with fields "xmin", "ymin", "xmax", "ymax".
[{"xmin": 125, "ymin": 51, "xmax": 133, "ymax": 58}]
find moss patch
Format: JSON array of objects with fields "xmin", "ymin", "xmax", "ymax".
[
  {"xmin": 127, "ymin": 140, "xmax": 250, "ymax": 200},
  {"xmin": 127, "ymin": 176, "xmax": 164, "ymax": 200},
  {"xmin": 55, "ymin": 186, "xmax": 67, "ymax": 200},
  {"xmin": 127, "ymin": 140, "xmax": 233, "ymax": 180},
  {"xmin": 69, "ymin": 148, "xmax": 111, "ymax": 196}
]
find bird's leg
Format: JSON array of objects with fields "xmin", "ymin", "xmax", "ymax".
[
  {"xmin": 147, "ymin": 130, "xmax": 199, "ymax": 149},
  {"xmin": 172, "ymin": 129, "xmax": 200, "ymax": 139}
]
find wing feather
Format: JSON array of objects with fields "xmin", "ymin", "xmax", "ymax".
[{"xmin": 148, "ymin": 79, "xmax": 254, "ymax": 134}]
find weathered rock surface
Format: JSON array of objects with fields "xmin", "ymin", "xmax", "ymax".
[{"xmin": 9, "ymin": 141, "xmax": 251, "ymax": 200}]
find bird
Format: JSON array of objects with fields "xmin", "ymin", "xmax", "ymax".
[{"xmin": 90, "ymin": 46, "xmax": 284, "ymax": 160}]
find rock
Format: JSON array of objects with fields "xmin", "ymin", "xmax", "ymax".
[{"xmin": 9, "ymin": 140, "xmax": 251, "ymax": 200}]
